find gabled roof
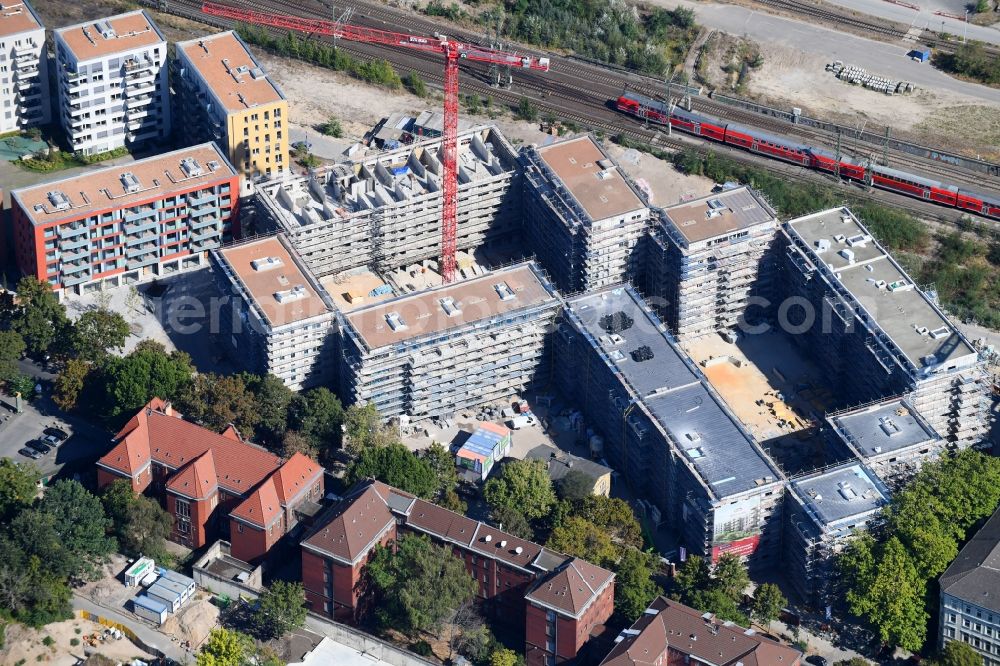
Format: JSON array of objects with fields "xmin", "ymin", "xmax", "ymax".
[
  {"xmin": 166, "ymin": 450, "xmax": 218, "ymax": 500},
  {"xmin": 600, "ymin": 597, "xmax": 801, "ymax": 666},
  {"xmin": 272, "ymin": 452, "xmax": 323, "ymax": 505},
  {"xmin": 231, "ymin": 477, "xmax": 282, "ymax": 528},
  {"xmin": 302, "ymin": 485, "xmax": 396, "ymax": 565},
  {"xmin": 407, "ymin": 499, "xmax": 478, "ymax": 547},
  {"xmin": 940, "ymin": 507, "xmax": 1000, "ymax": 613},
  {"xmin": 525, "ymin": 558, "xmax": 615, "ymax": 619},
  {"xmin": 99, "ymin": 400, "xmax": 283, "ymax": 496}
]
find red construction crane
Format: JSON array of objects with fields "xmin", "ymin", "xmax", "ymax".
[{"xmin": 201, "ymin": 1, "xmax": 550, "ymax": 283}]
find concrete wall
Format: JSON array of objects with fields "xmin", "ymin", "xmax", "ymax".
[
  {"xmin": 305, "ymin": 612, "xmax": 436, "ymax": 666},
  {"xmin": 191, "ymin": 541, "xmax": 263, "ymax": 600}
]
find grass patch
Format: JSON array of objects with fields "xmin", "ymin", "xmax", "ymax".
[
  {"xmin": 19, "ymin": 146, "xmax": 129, "ymax": 173},
  {"xmin": 933, "ymin": 42, "xmax": 1000, "ymax": 86}
]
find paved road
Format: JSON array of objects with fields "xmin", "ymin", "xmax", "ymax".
[
  {"xmin": 72, "ymin": 594, "xmax": 192, "ymax": 664},
  {"xmin": 669, "ymin": 0, "xmax": 1000, "ymax": 105},
  {"xmin": 812, "ymin": 0, "xmax": 1000, "ymax": 46}
]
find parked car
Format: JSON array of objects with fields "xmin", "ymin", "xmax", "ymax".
[
  {"xmin": 26, "ymin": 439, "xmax": 51, "ymax": 455},
  {"xmin": 806, "ymin": 656, "xmax": 829, "ymax": 666},
  {"xmin": 18, "ymin": 447, "xmax": 41, "ymax": 460},
  {"xmin": 43, "ymin": 427, "xmax": 69, "ymax": 442}
]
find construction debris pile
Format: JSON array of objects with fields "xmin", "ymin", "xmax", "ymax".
[{"xmin": 826, "ymin": 61, "xmax": 915, "ymax": 95}]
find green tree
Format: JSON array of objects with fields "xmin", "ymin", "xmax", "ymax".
[
  {"xmin": 577, "ymin": 495, "xmax": 643, "ymax": 550},
  {"xmin": 483, "ymin": 458, "xmax": 556, "ymax": 521},
  {"xmin": 290, "ymin": 387, "xmax": 346, "ymax": 457},
  {"xmin": 0, "ymin": 330, "xmax": 25, "ymax": 381},
  {"xmin": 547, "ymin": 516, "xmax": 619, "ymax": 566},
  {"xmin": 0, "ymin": 540, "xmax": 72, "ymax": 627},
  {"xmin": 0, "ymin": 458, "xmax": 37, "ymax": 522},
  {"xmin": 751, "ymin": 582, "xmax": 786, "ymax": 631},
  {"xmin": 342, "ymin": 402, "xmax": 394, "ymax": 455},
  {"xmin": 364, "ymin": 534, "xmax": 477, "ymax": 636},
  {"xmin": 556, "ymin": 469, "xmax": 595, "ymax": 503},
  {"xmin": 7, "ymin": 277, "xmax": 68, "ymax": 357},
  {"xmin": 6, "ymin": 373, "xmax": 33, "ymax": 398},
  {"xmin": 672, "ymin": 555, "xmax": 711, "ymax": 602},
  {"xmin": 613, "ymin": 548, "xmax": 663, "ymax": 622},
  {"xmin": 404, "ymin": 71, "xmax": 428, "ymax": 97},
  {"xmin": 37, "ymin": 480, "xmax": 115, "ymax": 577},
  {"xmin": 843, "ymin": 536, "xmax": 927, "ymax": 652},
  {"xmin": 246, "ymin": 373, "xmax": 294, "ymax": 444},
  {"xmin": 423, "ymin": 442, "xmax": 458, "ymax": 498},
  {"xmin": 490, "ymin": 504, "xmax": 534, "ymax": 540},
  {"xmin": 713, "ymin": 553, "xmax": 750, "ymax": 603},
  {"xmin": 319, "ymin": 117, "xmax": 343, "ymax": 138},
  {"xmin": 53, "ymin": 358, "xmax": 90, "ymax": 411},
  {"xmin": 254, "ymin": 580, "xmax": 307, "ymax": 640},
  {"xmin": 101, "ymin": 480, "xmax": 171, "ymax": 560},
  {"xmin": 688, "ymin": 587, "xmax": 748, "ymax": 624},
  {"xmin": 489, "ymin": 647, "xmax": 520, "ymax": 666},
  {"xmin": 197, "ymin": 627, "xmax": 253, "ymax": 666},
  {"xmin": 347, "ymin": 443, "xmax": 437, "ymax": 498},
  {"xmin": 72, "ymin": 308, "xmax": 130, "ymax": 361},
  {"xmin": 92, "ymin": 341, "xmax": 193, "ymax": 422},
  {"xmin": 933, "ymin": 640, "xmax": 982, "ymax": 666},
  {"xmin": 515, "ymin": 97, "xmax": 539, "ymax": 122},
  {"xmin": 281, "ymin": 430, "xmax": 318, "ymax": 459},
  {"xmin": 175, "ymin": 373, "xmax": 260, "ymax": 435}
]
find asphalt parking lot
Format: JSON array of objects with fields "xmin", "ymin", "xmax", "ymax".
[{"xmin": 0, "ymin": 361, "xmax": 113, "ymax": 483}]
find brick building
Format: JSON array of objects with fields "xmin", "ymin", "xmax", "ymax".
[
  {"xmin": 302, "ymin": 480, "xmax": 615, "ymax": 665},
  {"xmin": 11, "ymin": 143, "xmax": 238, "ymax": 295},
  {"xmin": 600, "ymin": 597, "xmax": 801, "ymax": 666},
  {"xmin": 96, "ymin": 398, "xmax": 323, "ymax": 564}
]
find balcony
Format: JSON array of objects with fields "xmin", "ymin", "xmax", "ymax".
[
  {"xmin": 58, "ymin": 224, "xmax": 88, "ymax": 239},
  {"xmin": 62, "ymin": 260, "xmax": 90, "ymax": 276},
  {"xmin": 125, "ymin": 232, "xmax": 157, "ymax": 247},
  {"xmin": 126, "ymin": 243, "xmax": 157, "ymax": 259},
  {"xmin": 61, "ymin": 246, "xmax": 90, "ymax": 262},
  {"xmin": 124, "ymin": 79, "xmax": 156, "ymax": 97},
  {"xmin": 60, "ymin": 235, "xmax": 90, "ymax": 251},
  {"xmin": 190, "ymin": 213, "xmax": 219, "ymax": 230},
  {"xmin": 124, "ymin": 209, "xmax": 157, "ymax": 226},
  {"xmin": 13, "ymin": 41, "xmax": 36, "ymax": 56},
  {"xmin": 62, "ymin": 272, "xmax": 91, "ymax": 287},
  {"xmin": 126, "ymin": 253, "xmax": 159, "ymax": 270}
]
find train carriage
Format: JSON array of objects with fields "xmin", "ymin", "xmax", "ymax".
[
  {"xmin": 956, "ymin": 189, "xmax": 1000, "ymax": 218},
  {"xmin": 870, "ymin": 166, "xmax": 958, "ymax": 206},
  {"xmin": 725, "ymin": 125, "xmax": 811, "ymax": 166},
  {"xmin": 807, "ymin": 147, "xmax": 866, "ymax": 180}
]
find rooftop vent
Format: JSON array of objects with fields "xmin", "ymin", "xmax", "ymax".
[
  {"xmin": 179, "ymin": 157, "xmax": 203, "ymax": 178},
  {"xmin": 484, "ymin": 534, "xmax": 492, "ymax": 543},
  {"xmin": 840, "ymin": 213, "xmax": 852, "ymax": 224},
  {"xmin": 274, "ymin": 285, "xmax": 307, "ymax": 303},
  {"xmin": 499, "ymin": 540, "xmax": 507, "ymax": 548},
  {"xmin": 631, "ymin": 345, "xmax": 654, "ymax": 362},
  {"xmin": 599, "ymin": 312, "xmax": 634, "ymax": 334},
  {"xmin": 837, "ymin": 482, "xmax": 859, "ymax": 501},
  {"xmin": 922, "ymin": 354, "xmax": 938, "ymax": 367},
  {"xmin": 929, "ymin": 326, "xmax": 950, "ymax": 340},
  {"xmin": 879, "ymin": 417, "xmax": 902, "ymax": 437},
  {"xmin": 386, "ymin": 311, "xmax": 407, "ymax": 331},
  {"xmin": 839, "ymin": 248, "xmax": 855, "ymax": 263},
  {"xmin": 609, "ymin": 334, "xmax": 624, "ymax": 346},
  {"xmin": 494, "ymin": 282, "xmax": 516, "ymax": 301},
  {"xmin": 685, "ymin": 431, "xmax": 701, "ymax": 443},
  {"xmin": 120, "ymin": 171, "xmax": 141, "ymax": 193},
  {"xmin": 250, "ymin": 67, "xmax": 265, "ymax": 79},
  {"xmin": 815, "ymin": 238, "xmax": 831, "ymax": 252},
  {"xmin": 251, "ymin": 256, "xmax": 283, "ymax": 271},
  {"xmin": 846, "ymin": 234, "xmax": 869, "ymax": 247},
  {"xmin": 439, "ymin": 296, "xmax": 461, "ymax": 317},
  {"xmin": 515, "ymin": 546, "xmax": 523, "ymax": 555},
  {"xmin": 685, "ymin": 447, "xmax": 704, "ymax": 459},
  {"xmin": 707, "ymin": 198, "xmax": 726, "ymax": 210},
  {"xmin": 47, "ymin": 190, "xmax": 71, "ymax": 211},
  {"xmin": 95, "ymin": 20, "xmax": 116, "ymax": 39},
  {"xmin": 207, "ymin": 160, "xmax": 220, "ymax": 172}
]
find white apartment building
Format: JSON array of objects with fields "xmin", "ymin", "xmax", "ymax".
[
  {"xmin": 54, "ymin": 10, "xmax": 170, "ymax": 155},
  {"xmin": 0, "ymin": 1, "xmax": 48, "ymax": 132}
]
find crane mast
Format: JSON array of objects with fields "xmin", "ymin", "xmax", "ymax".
[{"xmin": 201, "ymin": 1, "xmax": 550, "ymax": 283}]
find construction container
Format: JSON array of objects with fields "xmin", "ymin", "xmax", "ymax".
[{"xmin": 133, "ymin": 594, "xmax": 169, "ymax": 625}]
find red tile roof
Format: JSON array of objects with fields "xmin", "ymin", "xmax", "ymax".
[
  {"xmin": 231, "ymin": 476, "xmax": 282, "ymax": 528},
  {"xmin": 98, "ymin": 432, "xmax": 151, "ymax": 478},
  {"xmin": 524, "ymin": 558, "xmax": 615, "ymax": 619},
  {"xmin": 599, "ymin": 597, "xmax": 801, "ymax": 666},
  {"xmin": 303, "ymin": 485, "xmax": 396, "ymax": 565},
  {"xmin": 99, "ymin": 402, "xmax": 283, "ymax": 495},
  {"xmin": 166, "ymin": 450, "xmax": 218, "ymax": 500},
  {"xmin": 272, "ymin": 452, "xmax": 322, "ymax": 505}
]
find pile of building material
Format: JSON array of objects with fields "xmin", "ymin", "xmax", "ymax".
[{"xmin": 826, "ymin": 62, "xmax": 914, "ymax": 95}]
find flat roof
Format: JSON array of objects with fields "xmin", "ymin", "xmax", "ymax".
[
  {"xmin": 218, "ymin": 236, "xmax": 331, "ymax": 328},
  {"xmin": 566, "ymin": 287, "xmax": 783, "ymax": 498},
  {"xmin": 177, "ymin": 31, "xmax": 284, "ymax": 114},
  {"xmin": 56, "ymin": 10, "xmax": 164, "ymax": 61},
  {"xmin": 662, "ymin": 186, "xmax": 776, "ymax": 246},
  {"xmin": 344, "ymin": 262, "xmax": 557, "ymax": 350},
  {"xmin": 789, "ymin": 463, "xmax": 890, "ymax": 526},
  {"xmin": 14, "ymin": 143, "xmax": 234, "ymax": 223},
  {"xmin": 0, "ymin": 1, "xmax": 43, "ymax": 38},
  {"xmin": 13, "ymin": 143, "xmax": 236, "ymax": 226},
  {"xmin": 830, "ymin": 398, "xmax": 940, "ymax": 457},
  {"xmin": 786, "ymin": 208, "xmax": 977, "ymax": 369},
  {"xmin": 535, "ymin": 135, "xmax": 646, "ymax": 222}
]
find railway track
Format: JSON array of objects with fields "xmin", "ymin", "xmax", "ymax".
[{"xmin": 157, "ymin": 0, "xmax": 994, "ymax": 226}]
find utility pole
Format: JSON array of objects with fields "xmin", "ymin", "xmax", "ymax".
[
  {"xmin": 834, "ymin": 127, "xmax": 842, "ymax": 180},
  {"xmin": 882, "ymin": 126, "xmax": 890, "ymax": 167}
]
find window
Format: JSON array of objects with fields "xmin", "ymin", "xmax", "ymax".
[
  {"xmin": 237, "ymin": 523, "xmax": 244, "ymax": 533},
  {"xmin": 175, "ymin": 498, "xmax": 191, "ymax": 534}
]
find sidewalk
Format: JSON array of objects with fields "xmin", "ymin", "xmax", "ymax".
[{"xmin": 72, "ymin": 593, "xmax": 192, "ymax": 664}]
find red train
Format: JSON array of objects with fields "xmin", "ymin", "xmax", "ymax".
[{"xmin": 615, "ymin": 92, "xmax": 1000, "ymax": 220}]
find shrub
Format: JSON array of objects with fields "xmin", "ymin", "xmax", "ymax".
[{"xmin": 515, "ymin": 97, "xmax": 539, "ymax": 122}]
